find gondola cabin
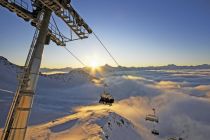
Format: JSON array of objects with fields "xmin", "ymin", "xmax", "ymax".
[
  {"xmin": 151, "ymin": 129, "xmax": 159, "ymax": 135},
  {"xmin": 99, "ymin": 92, "xmax": 114, "ymax": 105},
  {"xmin": 145, "ymin": 108, "xmax": 159, "ymax": 123},
  {"xmin": 145, "ymin": 114, "xmax": 159, "ymax": 123},
  {"xmin": 168, "ymin": 138, "xmax": 177, "ymax": 140},
  {"xmin": 168, "ymin": 137, "xmax": 183, "ymax": 140},
  {"xmin": 99, "ymin": 84, "xmax": 114, "ymax": 105}
]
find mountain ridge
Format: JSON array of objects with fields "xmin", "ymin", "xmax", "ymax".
[{"xmin": 1, "ymin": 56, "xmax": 210, "ymax": 74}]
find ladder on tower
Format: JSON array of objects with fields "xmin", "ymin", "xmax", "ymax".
[
  {"xmin": 25, "ymin": 25, "xmax": 40, "ymax": 67},
  {"xmin": 2, "ymin": 57, "xmax": 36, "ymax": 140}
]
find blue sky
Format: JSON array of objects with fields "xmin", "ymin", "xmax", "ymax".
[{"xmin": 0, "ymin": 0, "xmax": 210, "ymax": 68}]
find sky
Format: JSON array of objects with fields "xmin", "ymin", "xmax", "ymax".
[{"xmin": 0, "ymin": 0, "xmax": 210, "ymax": 68}]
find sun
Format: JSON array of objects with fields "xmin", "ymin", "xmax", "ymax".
[{"xmin": 90, "ymin": 60, "xmax": 99, "ymax": 69}]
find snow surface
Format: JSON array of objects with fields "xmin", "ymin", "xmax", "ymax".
[{"xmin": 0, "ymin": 56, "xmax": 210, "ymax": 140}]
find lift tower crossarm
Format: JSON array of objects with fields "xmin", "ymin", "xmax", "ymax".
[
  {"xmin": 37, "ymin": 0, "xmax": 92, "ymax": 39},
  {"xmin": 0, "ymin": 0, "xmax": 67, "ymax": 46},
  {"xmin": 0, "ymin": 0, "xmax": 33, "ymax": 21}
]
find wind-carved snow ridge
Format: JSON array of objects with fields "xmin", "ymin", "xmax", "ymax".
[
  {"xmin": 41, "ymin": 69, "xmax": 95, "ymax": 86},
  {"xmin": 0, "ymin": 56, "xmax": 22, "ymax": 73},
  {"xmin": 25, "ymin": 104, "xmax": 142, "ymax": 140},
  {"xmin": 0, "ymin": 56, "xmax": 97, "ymax": 87},
  {"xmin": 100, "ymin": 112, "xmax": 141, "ymax": 140}
]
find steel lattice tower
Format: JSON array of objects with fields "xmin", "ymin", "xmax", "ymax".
[{"xmin": 0, "ymin": 0, "xmax": 92, "ymax": 139}]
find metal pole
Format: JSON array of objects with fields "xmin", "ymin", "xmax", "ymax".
[{"xmin": 1, "ymin": 7, "xmax": 52, "ymax": 140}]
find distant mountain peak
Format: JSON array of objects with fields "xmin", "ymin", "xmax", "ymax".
[
  {"xmin": 0, "ymin": 56, "xmax": 8, "ymax": 62},
  {"xmin": 0, "ymin": 56, "xmax": 13, "ymax": 66},
  {"xmin": 104, "ymin": 64, "xmax": 113, "ymax": 68},
  {"xmin": 167, "ymin": 64, "xmax": 177, "ymax": 66}
]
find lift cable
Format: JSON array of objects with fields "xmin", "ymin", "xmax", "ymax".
[
  {"xmin": 52, "ymin": 15, "xmax": 61, "ymax": 36},
  {"xmin": 52, "ymin": 15, "xmax": 73, "ymax": 42},
  {"xmin": 63, "ymin": 46, "xmax": 87, "ymax": 67},
  {"xmin": 51, "ymin": 15, "xmax": 66, "ymax": 42},
  {"xmin": 63, "ymin": 46, "xmax": 105, "ymax": 83},
  {"xmin": 93, "ymin": 32, "xmax": 120, "ymax": 67},
  {"xmin": 52, "ymin": 15, "xmax": 120, "ymax": 67},
  {"xmin": 0, "ymin": 88, "xmax": 14, "ymax": 94}
]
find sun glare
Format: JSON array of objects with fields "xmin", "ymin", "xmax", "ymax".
[{"xmin": 90, "ymin": 60, "xmax": 99, "ymax": 69}]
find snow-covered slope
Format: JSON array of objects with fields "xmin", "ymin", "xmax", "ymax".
[
  {"xmin": 0, "ymin": 56, "xmax": 99, "ymax": 126},
  {"xmin": 0, "ymin": 56, "xmax": 21, "ymax": 90},
  {"xmin": 100, "ymin": 112, "xmax": 141, "ymax": 140},
  {"xmin": 24, "ymin": 104, "xmax": 142, "ymax": 140},
  {"xmin": 1, "ymin": 56, "xmax": 210, "ymax": 140},
  {"xmin": 42, "ymin": 69, "xmax": 96, "ymax": 86}
]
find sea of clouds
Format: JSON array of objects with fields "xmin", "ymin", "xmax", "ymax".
[
  {"xmin": 103, "ymin": 69, "xmax": 210, "ymax": 140},
  {"xmin": 1, "ymin": 67, "xmax": 210, "ymax": 139}
]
